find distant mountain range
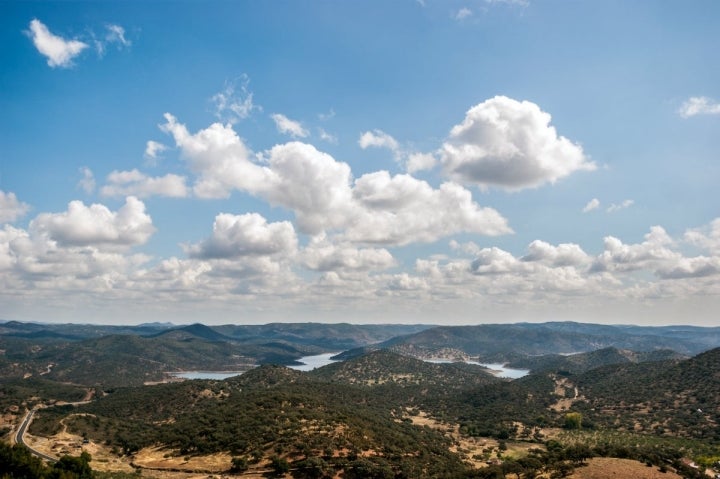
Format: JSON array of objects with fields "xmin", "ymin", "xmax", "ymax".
[{"xmin": 2, "ymin": 319, "xmax": 720, "ymax": 387}]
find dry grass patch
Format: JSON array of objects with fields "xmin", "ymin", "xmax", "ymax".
[
  {"xmin": 568, "ymin": 457, "xmax": 683, "ymax": 479},
  {"xmin": 133, "ymin": 447, "xmax": 232, "ymax": 473}
]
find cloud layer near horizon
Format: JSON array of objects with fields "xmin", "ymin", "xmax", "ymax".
[{"xmin": 2, "ymin": 187, "xmax": 719, "ymax": 322}]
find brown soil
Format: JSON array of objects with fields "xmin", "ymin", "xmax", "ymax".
[
  {"xmin": 407, "ymin": 410, "xmax": 540, "ymax": 468},
  {"xmin": 568, "ymin": 457, "xmax": 683, "ymax": 479},
  {"xmin": 133, "ymin": 447, "xmax": 232, "ymax": 473}
]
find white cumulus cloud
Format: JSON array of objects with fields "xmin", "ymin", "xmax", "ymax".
[
  {"xmin": 358, "ymin": 129, "xmax": 400, "ymax": 152},
  {"xmin": 271, "ymin": 113, "xmax": 309, "ymax": 138},
  {"xmin": 521, "ymin": 240, "xmax": 590, "ymax": 267},
  {"xmin": 187, "ymin": 213, "xmax": 297, "ymax": 259},
  {"xmin": 27, "ymin": 19, "xmax": 89, "ymax": 68},
  {"xmin": 302, "ymin": 236, "xmax": 396, "ymax": 272},
  {"xmin": 30, "ymin": 196, "xmax": 155, "ymax": 248},
  {"xmin": 0, "ymin": 191, "xmax": 30, "ymax": 223},
  {"xmin": 162, "ymin": 115, "xmax": 512, "ymax": 245},
  {"xmin": 406, "ymin": 152, "xmax": 437, "ymax": 174},
  {"xmin": 441, "ymin": 96, "xmax": 595, "ymax": 190},
  {"xmin": 345, "ymin": 171, "xmax": 512, "ymax": 245},
  {"xmin": 591, "ymin": 226, "xmax": 677, "ymax": 273},
  {"xmin": 161, "ymin": 113, "xmax": 272, "ymax": 199},
  {"xmin": 684, "ymin": 218, "xmax": 720, "ymax": 253},
  {"xmin": 100, "ymin": 169, "xmax": 189, "ymax": 198}
]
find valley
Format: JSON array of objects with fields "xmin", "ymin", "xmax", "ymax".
[{"xmin": 2, "ymin": 320, "xmax": 720, "ymax": 479}]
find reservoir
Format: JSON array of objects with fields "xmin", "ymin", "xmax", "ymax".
[
  {"xmin": 170, "ymin": 353, "xmax": 526, "ymax": 379},
  {"xmin": 171, "ymin": 352, "xmax": 339, "ymax": 379},
  {"xmin": 172, "ymin": 371, "xmax": 245, "ymax": 380},
  {"xmin": 425, "ymin": 359, "xmax": 529, "ymax": 379},
  {"xmin": 289, "ymin": 352, "xmax": 340, "ymax": 371}
]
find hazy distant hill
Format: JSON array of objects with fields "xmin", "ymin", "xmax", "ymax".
[
  {"xmin": 151, "ymin": 323, "xmax": 236, "ymax": 342},
  {"xmin": 213, "ymin": 322, "xmax": 433, "ymax": 350},
  {"xmin": 378, "ymin": 322, "xmax": 720, "ymax": 360},
  {"xmin": 0, "ymin": 321, "xmax": 436, "ymax": 387},
  {"xmin": 509, "ymin": 347, "xmax": 686, "ymax": 374}
]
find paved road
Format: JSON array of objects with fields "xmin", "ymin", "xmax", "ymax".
[{"xmin": 15, "ymin": 408, "xmax": 57, "ymax": 462}]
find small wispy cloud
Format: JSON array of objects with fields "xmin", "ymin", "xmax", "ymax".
[
  {"xmin": 455, "ymin": 8, "xmax": 473, "ymax": 20},
  {"xmin": 211, "ymin": 75, "xmax": 261, "ymax": 124},
  {"xmin": 271, "ymin": 113, "xmax": 309, "ymax": 138},
  {"xmin": 77, "ymin": 167, "xmax": 96, "ymax": 194},
  {"xmin": 607, "ymin": 199, "xmax": 634, "ymax": 213},
  {"xmin": 144, "ymin": 141, "xmax": 168, "ymax": 165},
  {"xmin": 678, "ymin": 96, "xmax": 720, "ymax": 118},
  {"xmin": 318, "ymin": 108, "xmax": 336, "ymax": 121},
  {"xmin": 486, "ymin": 0, "xmax": 529, "ymax": 6},
  {"xmin": 582, "ymin": 198, "xmax": 600, "ymax": 213},
  {"xmin": 96, "ymin": 24, "xmax": 131, "ymax": 56},
  {"xmin": 318, "ymin": 128, "xmax": 337, "ymax": 144},
  {"xmin": 27, "ymin": 19, "xmax": 88, "ymax": 68}
]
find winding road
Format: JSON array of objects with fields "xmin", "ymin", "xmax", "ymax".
[{"xmin": 15, "ymin": 408, "xmax": 57, "ymax": 462}]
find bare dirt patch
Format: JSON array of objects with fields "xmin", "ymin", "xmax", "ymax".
[
  {"xmin": 406, "ymin": 409, "xmax": 540, "ymax": 468},
  {"xmin": 549, "ymin": 376, "xmax": 585, "ymax": 412},
  {"xmin": 568, "ymin": 457, "xmax": 683, "ymax": 479},
  {"xmin": 133, "ymin": 447, "xmax": 232, "ymax": 474},
  {"xmin": 24, "ymin": 428, "xmax": 134, "ymax": 473}
]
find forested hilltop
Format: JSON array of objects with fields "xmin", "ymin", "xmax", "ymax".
[{"xmin": 2, "ymin": 320, "xmax": 720, "ymax": 478}]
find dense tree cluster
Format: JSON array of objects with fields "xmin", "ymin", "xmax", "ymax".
[{"xmin": 0, "ymin": 443, "xmax": 93, "ymax": 479}]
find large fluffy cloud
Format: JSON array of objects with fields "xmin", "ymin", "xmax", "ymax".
[
  {"xmin": 187, "ymin": 213, "xmax": 297, "ymax": 259},
  {"xmin": 301, "ymin": 235, "xmax": 396, "ymax": 273},
  {"xmin": 685, "ymin": 218, "xmax": 720, "ymax": 253},
  {"xmin": 441, "ymin": 96, "xmax": 595, "ymax": 190},
  {"xmin": 161, "ymin": 113, "xmax": 273, "ymax": 198},
  {"xmin": 27, "ymin": 19, "xmax": 88, "ymax": 68},
  {"xmin": 591, "ymin": 226, "xmax": 678, "ymax": 273},
  {"xmin": 30, "ymin": 197, "xmax": 155, "ymax": 248},
  {"xmin": 521, "ymin": 240, "xmax": 590, "ymax": 267},
  {"xmin": 260, "ymin": 142, "xmax": 355, "ymax": 234},
  {"xmin": 0, "ymin": 191, "xmax": 30, "ymax": 223},
  {"xmin": 346, "ymin": 171, "xmax": 511, "ymax": 245},
  {"xmin": 162, "ymin": 115, "xmax": 511, "ymax": 244}
]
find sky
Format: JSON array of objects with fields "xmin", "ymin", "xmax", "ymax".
[{"xmin": 1, "ymin": 1, "xmax": 719, "ymax": 326}]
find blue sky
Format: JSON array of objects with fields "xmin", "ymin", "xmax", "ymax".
[{"xmin": 1, "ymin": 1, "xmax": 719, "ymax": 325}]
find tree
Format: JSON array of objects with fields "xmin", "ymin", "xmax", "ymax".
[
  {"xmin": 52, "ymin": 451, "xmax": 93, "ymax": 479},
  {"xmin": 230, "ymin": 456, "xmax": 248, "ymax": 473},
  {"xmin": 271, "ymin": 456, "xmax": 290, "ymax": 476},
  {"xmin": 563, "ymin": 412, "xmax": 582, "ymax": 430}
]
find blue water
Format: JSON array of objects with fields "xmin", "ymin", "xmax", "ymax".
[
  {"xmin": 424, "ymin": 359, "xmax": 529, "ymax": 379},
  {"xmin": 172, "ymin": 371, "xmax": 244, "ymax": 380},
  {"xmin": 289, "ymin": 352, "xmax": 340, "ymax": 371},
  {"xmin": 170, "ymin": 354, "xmax": 528, "ymax": 380}
]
